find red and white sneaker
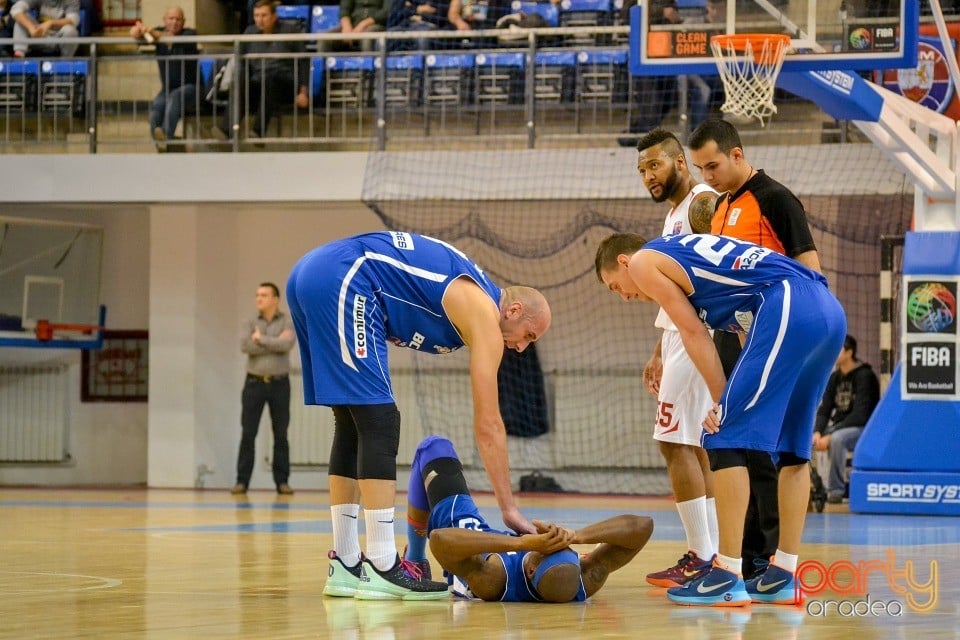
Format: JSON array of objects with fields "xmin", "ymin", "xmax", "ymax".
[{"xmin": 646, "ymin": 551, "xmax": 713, "ymax": 588}]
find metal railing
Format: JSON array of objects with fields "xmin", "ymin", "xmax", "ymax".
[{"xmin": 0, "ymin": 27, "xmax": 830, "ymax": 153}]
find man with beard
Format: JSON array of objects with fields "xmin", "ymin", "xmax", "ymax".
[{"xmin": 632, "ymin": 130, "xmax": 721, "ymax": 589}]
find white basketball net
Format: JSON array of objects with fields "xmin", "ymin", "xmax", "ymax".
[{"xmin": 711, "ymin": 35, "xmax": 789, "ymax": 126}]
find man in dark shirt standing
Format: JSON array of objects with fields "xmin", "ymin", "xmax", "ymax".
[
  {"xmin": 214, "ymin": 0, "xmax": 309, "ymax": 140},
  {"xmin": 131, "ymin": 6, "xmax": 199, "ymax": 151},
  {"xmin": 813, "ymin": 334, "xmax": 880, "ymax": 503},
  {"xmin": 233, "ymin": 282, "xmax": 297, "ymax": 495}
]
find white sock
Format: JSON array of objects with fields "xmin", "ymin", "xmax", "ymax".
[
  {"xmin": 716, "ymin": 553, "xmax": 742, "ymax": 575},
  {"xmin": 364, "ymin": 507, "xmax": 399, "ymax": 572},
  {"xmin": 773, "ymin": 549, "xmax": 799, "ymax": 573},
  {"xmin": 705, "ymin": 497, "xmax": 719, "ymax": 557},
  {"xmin": 676, "ymin": 496, "xmax": 714, "ymax": 560},
  {"xmin": 331, "ymin": 504, "xmax": 362, "ymax": 567}
]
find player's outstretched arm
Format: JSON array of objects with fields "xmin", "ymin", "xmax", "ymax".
[
  {"xmin": 631, "ymin": 251, "xmax": 725, "ymax": 401},
  {"xmin": 443, "ymin": 277, "xmax": 533, "ymax": 534},
  {"xmin": 430, "ymin": 526, "xmax": 574, "ymax": 600},
  {"xmin": 575, "ymin": 514, "xmax": 654, "ymax": 597}
]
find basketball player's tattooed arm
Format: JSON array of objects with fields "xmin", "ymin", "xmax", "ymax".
[
  {"xmin": 688, "ymin": 191, "xmax": 720, "ymax": 234},
  {"xmin": 575, "ymin": 515, "xmax": 654, "ymax": 597}
]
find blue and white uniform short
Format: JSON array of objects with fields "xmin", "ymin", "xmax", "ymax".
[
  {"xmin": 286, "ymin": 242, "xmax": 393, "ymax": 406},
  {"xmin": 703, "ymin": 280, "xmax": 847, "ymax": 460}
]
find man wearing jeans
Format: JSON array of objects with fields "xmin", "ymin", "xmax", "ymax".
[{"xmin": 813, "ymin": 334, "xmax": 880, "ymax": 503}]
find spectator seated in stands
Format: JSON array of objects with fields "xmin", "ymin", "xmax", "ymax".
[
  {"xmin": 130, "ymin": 6, "xmax": 200, "ymax": 151},
  {"xmin": 10, "ymin": 0, "xmax": 80, "ymax": 58},
  {"xmin": 447, "ymin": 0, "xmax": 510, "ymax": 47},
  {"xmin": 387, "ymin": 0, "xmax": 450, "ymax": 51},
  {"xmin": 319, "ymin": 0, "xmax": 391, "ymax": 53},
  {"xmin": 812, "ymin": 334, "xmax": 881, "ymax": 504},
  {"xmin": 1, "ymin": 0, "xmax": 15, "ymax": 57},
  {"xmin": 211, "ymin": 0, "xmax": 309, "ymax": 141}
]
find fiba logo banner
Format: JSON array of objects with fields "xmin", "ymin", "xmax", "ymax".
[
  {"xmin": 882, "ymin": 37, "xmax": 955, "ymax": 113},
  {"xmin": 906, "ymin": 282, "xmax": 957, "ymax": 334},
  {"xmin": 902, "ymin": 279, "xmax": 958, "ymax": 399}
]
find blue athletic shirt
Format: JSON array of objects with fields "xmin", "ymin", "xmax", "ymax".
[
  {"xmin": 641, "ymin": 234, "xmax": 827, "ymax": 335},
  {"xmin": 428, "ymin": 494, "xmax": 587, "ymax": 603},
  {"xmin": 350, "ymin": 231, "xmax": 501, "ymax": 354}
]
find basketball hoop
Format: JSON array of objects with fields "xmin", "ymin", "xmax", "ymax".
[{"xmin": 711, "ymin": 34, "xmax": 791, "ymax": 126}]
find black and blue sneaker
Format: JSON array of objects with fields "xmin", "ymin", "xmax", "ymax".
[
  {"xmin": 667, "ymin": 560, "xmax": 750, "ymax": 607},
  {"xmin": 745, "ymin": 563, "xmax": 798, "ymax": 604}
]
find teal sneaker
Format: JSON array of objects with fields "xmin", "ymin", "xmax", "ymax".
[
  {"xmin": 323, "ymin": 550, "xmax": 364, "ymax": 597},
  {"xmin": 745, "ymin": 563, "xmax": 798, "ymax": 604},
  {"xmin": 667, "ymin": 562, "xmax": 750, "ymax": 607},
  {"xmin": 355, "ymin": 555, "xmax": 450, "ymax": 601}
]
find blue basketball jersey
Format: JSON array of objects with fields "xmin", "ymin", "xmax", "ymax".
[
  {"xmin": 287, "ymin": 231, "xmax": 502, "ymax": 405},
  {"xmin": 427, "ymin": 494, "xmax": 586, "ymax": 603},
  {"xmin": 345, "ymin": 232, "xmax": 502, "ymax": 354},
  {"xmin": 642, "ymin": 234, "xmax": 826, "ymax": 335}
]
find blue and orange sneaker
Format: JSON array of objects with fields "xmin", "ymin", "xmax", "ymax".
[
  {"xmin": 646, "ymin": 551, "xmax": 713, "ymax": 588},
  {"xmin": 745, "ymin": 563, "xmax": 798, "ymax": 604},
  {"xmin": 666, "ymin": 560, "xmax": 750, "ymax": 607}
]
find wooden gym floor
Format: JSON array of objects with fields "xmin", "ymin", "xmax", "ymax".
[{"xmin": 0, "ymin": 488, "xmax": 957, "ymax": 639}]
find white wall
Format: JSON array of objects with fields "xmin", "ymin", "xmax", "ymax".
[
  {"xmin": 0, "ymin": 152, "xmax": 379, "ymax": 488},
  {"xmin": 0, "ymin": 205, "xmax": 151, "ymax": 485}
]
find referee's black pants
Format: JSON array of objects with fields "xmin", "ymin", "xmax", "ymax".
[{"xmin": 237, "ymin": 374, "xmax": 291, "ymax": 488}]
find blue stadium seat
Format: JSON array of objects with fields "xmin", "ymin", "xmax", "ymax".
[
  {"xmin": 575, "ymin": 49, "xmax": 627, "ymax": 104},
  {"xmin": 276, "ymin": 5, "xmax": 311, "ymax": 32},
  {"xmin": 326, "ymin": 55, "xmax": 375, "ymax": 107},
  {"xmin": 559, "ymin": 0, "xmax": 612, "ymax": 45},
  {"xmin": 510, "ymin": 1, "xmax": 560, "ymax": 26},
  {"xmin": 39, "ymin": 60, "xmax": 86, "ymax": 115},
  {"xmin": 310, "ymin": 57, "xmax": 325, "ymax": 98},
  {"xmin": 475, "ymin": 52, "xmax": 525, "ymax": 105},
  {"xmin": 311, "ymin": 5, "xmax": 341, "ymax": 32},
  {"xmin": 533, "ymin": 50, "xmax": 576, "ymax": 103},
  {"xmin": 424, "ymin": 53, "xmax": 474, "ymax": 106},
  {"xmin": 376, "ymin": 54, "xmax": 424, "ymax": 107},
  {"xmin": 0, "ymin": 60, "xmax": 39, "ymax": 112}
]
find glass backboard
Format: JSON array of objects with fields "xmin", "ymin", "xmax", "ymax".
[{"xmin": 629, "ymin": 0, "xmax": 918, "ymax": 75}]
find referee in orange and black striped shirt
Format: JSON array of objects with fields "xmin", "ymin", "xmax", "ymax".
[{"xmin": 688, "ymin": 118, "xmax": 822, "ymax": 581}]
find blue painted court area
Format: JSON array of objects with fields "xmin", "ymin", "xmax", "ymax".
[{"xmin": 4, "ymin": 497, "xmax": 959, "ymax": 546}]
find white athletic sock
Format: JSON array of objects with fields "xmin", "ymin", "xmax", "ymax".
[
  {"xmin": 716, "ymin": 553, "xmax": 742, "ymax": 575},
  {"xmin": 331, "ymin": 504, "xmax": 362, "ymax": 567},
  {"xmin": 364, "ymin": 507, "xmax": 399, "ymax": 572},
  {"xmin": 705, "ymin": 497, "xmax": 719, "ymax": 557},
  {"xmin": 676, "ymin": 496, "xmax": 713, "ymax": 560},
  {"xmin": 773, "ymin": 549, "xmax": 799, "ymax": 573}
]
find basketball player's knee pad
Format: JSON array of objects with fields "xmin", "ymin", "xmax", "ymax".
[
  {"xmin": 707, "ymin": 448, "xmax": 749, "ymax": 471},
  {"xmin": 412, "ymin": 435, "xmax": 458, "ymax": 474},
  {"xmin": 352, "ymin": 402, "xmax": 401, "ymax": 481},
  {"xmin": 423, "ymin": 457, "xmax": 470, "ymax": 508},
  {"xmin": 777, "ymin": 452, "xmax": 809, "ymax": 468},
  {"xmin": 328, "ymin": 406, "xmax": 358, "ymax": 479}
]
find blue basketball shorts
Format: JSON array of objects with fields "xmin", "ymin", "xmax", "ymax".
[
  {"xmin": 703, "ymin": 279, "xmax": 847, "ymax": 460},
  {"xmin": 286, "ymin": 242, "xmax": 393, "ymax": 406}
]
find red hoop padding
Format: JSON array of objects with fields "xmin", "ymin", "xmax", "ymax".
[
  {"xmin": 711, "ymin": 33, "xmax": 791, "ymax": 64},
  {"xmin": 35, "ymin": 319, "xmax": 105, "ymax": 342}
]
